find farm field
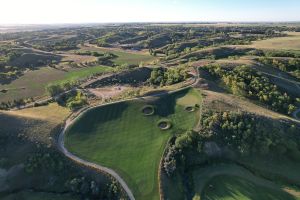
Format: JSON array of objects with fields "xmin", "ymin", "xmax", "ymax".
[
  {"xmin": 53, "ymin": 65, "xmax": 113, "ymax": 84},
  {"xmin": 65, "ymin": 88, "xmax": 202, "ymax": 200},
  {"xmin": 80, "ymin": 46, "xmax": 156, "ymax": 65},
  {"xmin": 0, "ymin": 66, "xmax": 112, "ymax": 102},
  {"xmin": 250, "ymin": 32, "xmax": 300, "ymax": 50}
]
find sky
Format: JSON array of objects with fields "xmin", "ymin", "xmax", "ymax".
[{"xmin": 0, "ymin": 0, "xmax": 299, "ymax": 24}]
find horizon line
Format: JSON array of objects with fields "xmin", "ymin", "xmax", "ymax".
[{"xmin": 1, "ymin": 21, "xmax": 300, "ymax": 26}]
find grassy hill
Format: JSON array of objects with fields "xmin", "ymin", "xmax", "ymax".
[
  {"xmin": 0, "ymin": 103, "xmax": 115, "ymax": 199},
  {"xmin": 192, "ymin": 164, "xmax": 300, "ymax": 200},
  {"xmin": 0, "ymin": 66, "xmax": 112, "ymax": 102},
  {"xmin": 250, "ymin": 32, "xmax": 300, "ymax": 50},
  {"xmin": 65, "ymin": 88, "xmax": 202, "ymax": 200}
]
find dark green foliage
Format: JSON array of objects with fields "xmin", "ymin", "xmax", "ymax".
[
  {"xmin": 200, "ymin": 111, "xmax": 300, "ymax": 159},
  {"xmin": 148, "ymin": 66, "xmax": 188, "ymax": 86},
  {"xmin": 25, "ymin": 151, "xmax": 64, "ymax": 173},
  {"xmin": 163, "ymin": 145, "xmax": 178, "ymax": 177},
  {"xmin": 57, "ymin": 90, "xmax": 87, "ymax": 110},
  {"xmin": 74, "ymin": 50, "xmax": 104, "ymax": 57},
  {"xmin": 204, "ymin": 65, "xmax": 297, "ymax": 114},
  {"xmin": 46, "ymin": 80, "xmax": 77, "ymax": 96},
  {"xmin": 97, "ymin": 52, "xmax": 118, "ymax": 66},
  {"xmin": 258, "ymin": 57, "xmax": 300, "ymax": 79}
]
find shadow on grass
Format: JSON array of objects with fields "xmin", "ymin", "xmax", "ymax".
[
  {"xmin": 149, "ymin": 88, "xmax": 190, "ymax": 118},
  {"xmin": 68, "ymin": 102, "xmax": 129, "ymax": 134},
  {"xmin": 202, "ymin": 175, "xmax": 296, "ymax": 200}
]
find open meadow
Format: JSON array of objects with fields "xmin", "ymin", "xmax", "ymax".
[{"xmin": 250, "ymin": 32, "xmax": 300, "ymax": 50}]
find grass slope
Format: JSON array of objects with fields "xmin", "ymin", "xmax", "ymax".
[
  {"xmin": 80, "ymin": 46, "xmax": 155, "ymax": 65},
  {"xmin": 202, "ymin": 175, "xmax": 296, "ymax": 200},
  {"xmin": 54, "ymin": 65, "xmax": 113, "ymax": 84},
  {"xmin": 0, "ymin": 104, "xmax": 83, "ymax": 199},
  {"xmin": 0, "ymin": 66, "xmax": 112, "ymax": 102},
  {"xmin": 65, "ymin": 88, "xmax": 202, "ymax": 200},
  {"xmin": 192, "ymin": 164, "xmax": 299, "ymax": 200},
  {"xmin": 250, "ymin": 32, "xmax": 300, "ymax": 50}
]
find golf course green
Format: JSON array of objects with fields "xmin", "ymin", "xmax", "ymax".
[{"xmin": 65, "ymin": 88, "xmax": 202, "ymax": 200}]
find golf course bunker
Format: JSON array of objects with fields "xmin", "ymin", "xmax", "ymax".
[
  {"xmin": 142, "ymin": 105, "xmax": 155, "ymax": 116},
  {"xmin": 185, "ymin": 106, "xmax": 195, "ymax": 112},
  {"xmin": 158, "ymin": 119, "xmax": 172, "ymax": 130}
]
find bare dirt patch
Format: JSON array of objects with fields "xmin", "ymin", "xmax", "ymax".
[{"xmin": 88, "ymin": 86, "xmax": 129, "ymax": 100}]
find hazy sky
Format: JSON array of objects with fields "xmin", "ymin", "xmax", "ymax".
[{"xmin": 1, "ymin": 0, "xmax": 299, "ymax": 24}]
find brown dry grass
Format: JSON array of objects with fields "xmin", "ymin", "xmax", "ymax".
[
  {"xmin": 2, "ymin": 103, "xmax": 70, "ymax": 124},
  {"xmin": 250, "ymin": 32, "xmax": 300, "ymax": 50},
  {"xmin": 202, "ymin": 90, "xmax": 297, "ymax": 122}
]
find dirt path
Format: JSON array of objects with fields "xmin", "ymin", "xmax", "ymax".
[{"xmin": 293, "ymin": 108, "xmax": 300, "ymax": 120}]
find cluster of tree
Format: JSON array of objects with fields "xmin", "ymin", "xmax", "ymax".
[
  {"xmin": 25, "ymin": 151, "xmax": 64, "ymax": 173},
  {"xmin": 0, "ymin": 97, "xmax": 35, "ymax": 110},
  {"xmin": 32, "ymin": 39, "xmax": 78, "ymax": 51},
  {"xmin": 0, "ymin": 46, "xmax": 22, "ymax": 82},
  {"xmin": 148, "ymin": 66, "xmax": 189, "ymax": 86},
  {"xmin": 163, "ymin": 111, "xmax": 300, "ymax": 178},
  {"xmin": 264, "ymin": 50, "xmax": 300, "ymax": 58},
  {"xmin": 258, "ymin": 57, "xmax": 300, "ymax": 79},
  {"xmin": 96, "ymin": 52, "xmax": 118, "ymax": 66},
  {"xmin": 248, "ymin": 49, "xmax": 300, "ymax": 58},
  {"xmin": 200, "ymin": 111, "xmax": 300, "ymax": 159},
  {"xmin": 57, "ymin": 90, "xmax": 87, "ymax": 110},
  {"xmin": 24, "ymin": 149, "xmax": 122, "ymax": 200},
  {"xmin": 65, "ymin": 177, "xmax": 121, "ymax": 200},
  {"xmin": 74, "ymin": 50, "xmax": 104, "ymax": 57},
  {"xmin": 204, "ymin": 65, "xmax": 297, "ymax": 114},
  {"xmin": 46, "ymin": 80, "xmax": 77, "ymax": 97}
]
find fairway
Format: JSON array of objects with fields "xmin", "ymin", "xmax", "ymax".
[
  {"xmin": 65, "ymin": 88, "xmax": 202, "ymax": 200},
  {"xmin": 53, "ymin": 65, "xmax": 113, "ymax": 84},
  {"xmin": 201, "ymin": 175, "xmax": 296, "ymax": 200},
  {"xmin": 192, "ymin": 164, "xmax": 299, "ymax": 200}
]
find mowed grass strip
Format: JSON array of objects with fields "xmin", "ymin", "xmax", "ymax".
[
  {"xmin": 65, "ymin": 88, "xmax": 202, "ymax": 200},
  {"xmin": 54, "ymin": 65, "xmax": 113, "ymax": 84}
]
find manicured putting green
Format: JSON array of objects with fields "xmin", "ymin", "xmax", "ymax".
[{"xmin": 65, "ymin": 88, "xmax": 202, "ymax": 200}]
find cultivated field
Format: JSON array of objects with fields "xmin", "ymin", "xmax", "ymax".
[
  {"xmin": 65, "ymin": 88, "xmax": 202, "ymax": 200},
  {"xmin": 0, "ymin": 66, "xmax": 112, "ymax": 102},
  {"xmin": 250, "ymin": 32, "xmax": 300, "ymax": 50},
  {"xmin": 80, "ymin": 45, "xmax": 156, "ymax": 65}
]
